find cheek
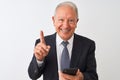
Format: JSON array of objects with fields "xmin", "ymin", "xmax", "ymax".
[
  {"xmin": 54, "ymin": 22, "xmax": 62, "ymax": 29},
  {"xmin": 70, "ymin": 25, "xmax": 76, "ymax": 30}
]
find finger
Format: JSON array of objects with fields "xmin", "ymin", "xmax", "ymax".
[
  {"xmin": 58, "ymin": 71, "xmax": 66, "ymax": 80},
  {"xmin": 40, "ymin": 30, "xmax": 46, "ymax": 44},
  {"xmin": 77, "ymin": 69, "xmax": 84, "ymax": 80},
  {"xmin": 76, "ymin": 69, "xmax": 81, "ymax": 75},
  {"xmin": 35, "ymin": 45, "xmax": 50, "ymax": 56},
  {"xmin": 36, "ymin": 44, "xmax": 50, "ymax": 54},
  {"xmin": 34, "ymin": 47, "xmax": 48, "ymax": 61},
  {"xmin": 34, "ymin": 49, "xmax": 43, "ymax": 60},
  {"xmin": 39, "ymin": 46, "xmax": 48, "ymax": 57},
  {"xmin": 42, "ymin": 45, "xmax": 51, "ymax": 57},
  {"xmin": 46, "ymin": 45, "xmax": 51, "ymax": 52}
]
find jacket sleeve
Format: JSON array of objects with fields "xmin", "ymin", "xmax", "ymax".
[
  {"xmin": 28, "ymin": 39, "xmax": 45, "ymax": 80},
  {"xmin": 28, "ymin": 55, "xmax": 45, "ymax": 80},
  {"xmin": 83, "ymin": 41, "xmax": 98, "ymax": 80}
]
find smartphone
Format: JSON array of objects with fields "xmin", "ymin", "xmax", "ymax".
[{"xmin": 62, "ymin": 68, "xmax": 78, "ymax": 75}]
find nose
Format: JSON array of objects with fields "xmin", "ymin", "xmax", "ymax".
[{"xmin": 63, "ymin": 20, "xmax": 69, "ymax": 28}]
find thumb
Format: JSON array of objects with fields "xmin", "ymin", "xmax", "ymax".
[
  {"xmin": 46, "ymin": 45, "xmax": 51, "ymax": 51},
  {"xmin": 76, "ymin": 69, "xmax": 80, "ymax": 75}
]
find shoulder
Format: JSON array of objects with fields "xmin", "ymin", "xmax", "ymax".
[
  {"xmin": 35, "ymin": 33, "xmax": 56, "ymax": 45},
  {"xmin": 74, "ymin": 33, "xmax": 95, "ymax": 45}
]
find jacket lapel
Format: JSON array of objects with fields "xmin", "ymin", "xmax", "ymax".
[{"xmin": 70, "ymin": 34, "xmax": 83, "ymax": 68}]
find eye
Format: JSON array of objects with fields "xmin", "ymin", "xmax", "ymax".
[
  {"xmin": 69, "ymin": 19, "xmax": 74, "ymax": 22},
  {"xmin": 58, "ymin": 19, "xmax": 64, "ymax": 22},
  {"xmin": 68, "ymin": 19, "xmax": 75, "ymax": 24}
]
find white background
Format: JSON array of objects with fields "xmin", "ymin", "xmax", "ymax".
[{"xmin": 0, "ymin": 0, "xmax": 120, "ymax": 80}]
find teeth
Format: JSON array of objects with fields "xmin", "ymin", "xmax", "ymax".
[{"xmin": 61, "ymin": 29, "xmax": 69, "ymax": 33}]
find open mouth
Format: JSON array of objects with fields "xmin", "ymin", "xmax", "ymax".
[{"xmin": 60, "ymin": 29, "xmax": 70, "ymax": 33}]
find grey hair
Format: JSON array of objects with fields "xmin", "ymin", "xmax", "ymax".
[{"xmin": 54, "ymin": 1, "xmax": 79, "ymax": 19}]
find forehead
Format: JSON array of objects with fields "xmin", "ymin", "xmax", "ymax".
[{"xmin": 55, "ymin": 5, "xmax": 77, "ymax": 18}]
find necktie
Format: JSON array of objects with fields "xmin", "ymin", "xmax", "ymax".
[{"xmin": 61, "ymin": 41, "xmax": 70, "ymax": 71}]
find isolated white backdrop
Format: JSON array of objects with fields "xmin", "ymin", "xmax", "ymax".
[{"xmin": 0, "ymin": 0, "xmax": 120, "ymax": 80}]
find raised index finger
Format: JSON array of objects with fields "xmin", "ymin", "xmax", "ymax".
[{"xmin": 40, "ymin": 30, "xmax": 46, "ymax": 44}]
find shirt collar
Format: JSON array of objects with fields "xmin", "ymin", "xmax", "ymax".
[{"xmin": 56, "ymin": 33, "xmax": 74, "ymax": 45}]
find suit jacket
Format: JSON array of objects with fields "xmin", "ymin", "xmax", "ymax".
[{"xmin": 28, "ymin": 33, "xmax": 98, "ymax": 80}]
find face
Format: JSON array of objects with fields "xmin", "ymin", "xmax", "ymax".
[{"xmin": 52, "ymin": 5, "xmax": 79, "ymax": 41}]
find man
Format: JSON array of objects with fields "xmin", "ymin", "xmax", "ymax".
[{"xmin": 28, "ymin": 1, "xmax": 98, "ymax": 80}]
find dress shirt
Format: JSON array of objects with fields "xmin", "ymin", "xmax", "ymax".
[{"xmin": 56, "ymin": 33, "xmax": 74, "ymax": 70}]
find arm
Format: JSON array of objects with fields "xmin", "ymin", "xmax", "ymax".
[
  {"xmin": 83, "ymin": 41, "xmax": 98, "ymax": 80},
  {"xmin": 28, "ymin": 55, "xmax": 45, "ymax": 80},
  {"xmin": 28, "ymin": 31, "xmax": 50, "ymax": 79}
]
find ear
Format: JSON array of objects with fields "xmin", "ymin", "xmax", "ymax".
[
  {"xmin": 52, "ymin": 16, "xmax": 55, "ymax": 23},
  {"xmin": 52, "ymin": 16, "xmax": 56, "ymax": 27},
  {"xmin": 77, "ymin": 18, "xmax": 79, "ymax": 23},
  {"xmin": 75, "ymin": 18, "xmax": 79, "ymax": 28}
]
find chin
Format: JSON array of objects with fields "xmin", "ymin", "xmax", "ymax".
[
  {"xmin": 59, "ymin": 32, "xmax": 72, "ymax": 40},
  {"xmin": 62, "ymin": 36, "xmax": 71, "ymax": 41}
]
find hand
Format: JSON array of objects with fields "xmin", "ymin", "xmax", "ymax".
[
  {"xmin": 59, "ymin": 69, "xmax": 84, "ymax": 80},
  {"xmin": 34, "ymin": 31, "xmax": 51, "ymax": 61}
]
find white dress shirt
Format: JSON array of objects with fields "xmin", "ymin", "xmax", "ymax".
[{"xmin": 56, "ymin": 33, "xmax": 74, "ymax": 70}]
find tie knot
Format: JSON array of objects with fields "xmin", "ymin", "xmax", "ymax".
[{"xmin": 62, "ymin": 41, "xmax": 69, "ymax": 47}]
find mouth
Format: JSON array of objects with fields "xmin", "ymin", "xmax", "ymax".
[{"xmin": 60, "ymin": 29, "xmax": 70, "ymax": 33}]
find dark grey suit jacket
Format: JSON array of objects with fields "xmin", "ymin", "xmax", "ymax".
[{"xmin": 28, "ymin": 33, "xmax": 98, "ymax": 80}]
